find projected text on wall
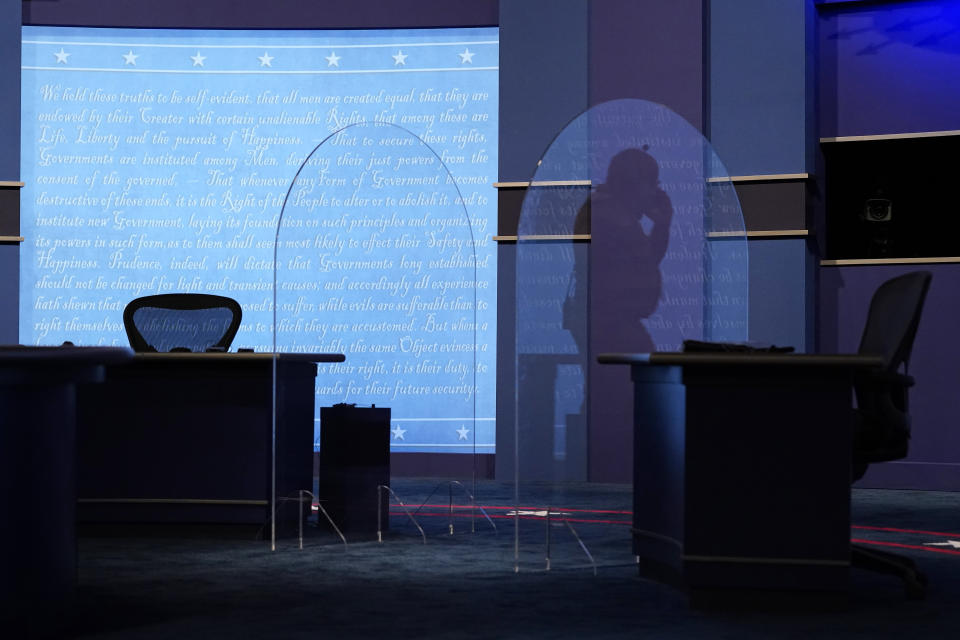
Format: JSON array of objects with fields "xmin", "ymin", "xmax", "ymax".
[{"xmin": 21, "ymin": 27, "xmax": 498, "ymax": 453}]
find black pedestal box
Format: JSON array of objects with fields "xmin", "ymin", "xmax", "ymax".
[{"xmin": 318, "ymin": 405, "xmax": 391, "ymax": 533}]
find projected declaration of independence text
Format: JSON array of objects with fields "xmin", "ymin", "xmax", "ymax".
[{"xmin": 21, "ymin": 27, "xmax": 499, "ymax": 453}]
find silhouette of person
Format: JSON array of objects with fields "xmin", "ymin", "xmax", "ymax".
[{"xmin": 565, "ymin": 146, "xmax": 673, "ymax": 355}]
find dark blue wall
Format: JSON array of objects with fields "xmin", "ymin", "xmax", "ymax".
[
  {"xmin": 0, "ymin": 246, "xmax": 16, "ymax": 344},
  {"xmin": 819, "ymin": 0, "xmax": 960, "ymax": 137},
  {"xmin": 589, "ymin": 0, "xmax": 705, "ymax": 126},
  {"xmin": 709, "ymin": 0, "xmax": 818, "ymax": 356},
  {"xmin": 1, "ymin": 0, "xmax": 21, "ymax": 343},
  {"xmin": 749, "ymin": 238, "xmax": 815, "ymax": 350},
  {"xmin": 2, "ymin": 1, "xmax": 19, "ymax": 178},
  {"xmin": 710, "ymin": 0, "xmax": 812, "ymax": 175},
  {"xmin": 498, "ymin": 1, "xmax": 588, "ymax": 181}
]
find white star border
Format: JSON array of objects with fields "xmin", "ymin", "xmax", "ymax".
[
  {"xmin": 30, "ymin": 40, "xmax": 495, "ymax": 73},
  {"xmin": 383, "ymin": 420, "xmax": 494, "ymax": 449}
]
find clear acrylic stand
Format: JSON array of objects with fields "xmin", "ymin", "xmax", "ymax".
[
  {"xmin": 377, "ymin": 484, "xmax": 426, "ymax": 545},
  {"xmin": 514, "ymin": 98, "xmax": 749, "ymax": 574},
  {"xmin": 272, "ymin": 121, "xmax": 486, "ymax": 555},
  {"xmin": 408, "ymin": 479, "xmax": 498, "ymax": 535}
]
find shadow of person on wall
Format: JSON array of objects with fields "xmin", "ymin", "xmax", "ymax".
[{"xmin": 566, "ymin": 145, "xmax": 674, "ymax": 356}]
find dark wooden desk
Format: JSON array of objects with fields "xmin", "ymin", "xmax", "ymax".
[
  {"xmin": 0, "ymin": 346, "xmax": 133, "ymax": 630},
  {"xmin": 76, "ymin": 352, "xmax": 344, "ymax": 528},
  {"xmin": 598, "ymin": 352, "xmax": 882, "ymax": 608}
]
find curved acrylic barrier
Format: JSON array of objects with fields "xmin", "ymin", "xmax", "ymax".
[
  {"xmin": 271, "ymin": 122, "xmax": 487, "ymax": 547},
  {"xmin": 513, "ymin": 99, "xmax": 748, "ymax": 571}
]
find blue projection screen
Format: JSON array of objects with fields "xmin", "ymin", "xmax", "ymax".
[{"xmin": 20, "ymin": 26, "xmax": 498, "ymax": 454}]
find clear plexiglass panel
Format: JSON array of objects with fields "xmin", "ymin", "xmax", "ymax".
[
  {"xmin": 513, "ymin": 99, "xmax": 748, "ymax": 572},
  {"xmin": 272, "ymin": 121, "xmax": 488, "ymax": 548}
]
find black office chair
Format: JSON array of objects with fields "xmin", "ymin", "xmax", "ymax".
[
  {"xmin": 123, "ymin": 293, "xmax": 242, "ymax": 353},
  {"xmin": 851, "ymin": 270, "xmax": 932, "ymax": 599}
]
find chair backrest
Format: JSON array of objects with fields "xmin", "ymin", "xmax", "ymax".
[
  {"xmin": 857, "ymin": 271, "xmax": 932, "ymax": 373},
  {"xmin": 853, "ymin": 271, "xmax": 931, "ymax": 471},
  {"xmin": 123, "ymin": 294, "xmax": 242, "ymax": 353}
]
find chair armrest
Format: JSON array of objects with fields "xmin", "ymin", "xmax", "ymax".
[{"xmin": 858, "ymin": 369, "xmax": 915, "ymax": 388}]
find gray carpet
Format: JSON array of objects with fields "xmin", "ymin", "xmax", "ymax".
[{"xmin": 56, "ymin": 482, "xmax": 960, "ymax": 639}]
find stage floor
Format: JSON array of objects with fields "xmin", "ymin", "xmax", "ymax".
[{"xmin": 64, "ymin": 482, "xmax": 960, "ymax": 639}]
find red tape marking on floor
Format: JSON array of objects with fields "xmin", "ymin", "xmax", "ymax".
[
  {"xmin": 851, "ymin": 538, "xmax": 960, "ymax": 556},
  {"xmin": 852, "ymin": 524, "xmax": 960, "ymax": 538}
]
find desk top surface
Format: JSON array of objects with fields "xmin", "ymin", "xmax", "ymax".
[
  {"xmin": 130, "ymin": 351, "xmax": 345, "ymax": 364},
  {"xmin": 0, "ymin": 345, "xmax": 134, "ymax": 365},
  {"xmin": 0, "ymin": 347, "xmax": 345, "ymax": 366},
  {"xmin": 0, "ymin": 346, "xmax": 135, "ymax": 385},
  {"xmin": 598, "ymin": 352, "xmax": 884, "ymax": 368},
  {"xmin": 133, "ymin": 351, "xmax": 347, "ymax": 362}
]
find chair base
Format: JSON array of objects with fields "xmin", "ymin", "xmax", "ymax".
[{"xmin": 851, "ymin": 543, "xmax": 927, "ymax": 599}]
